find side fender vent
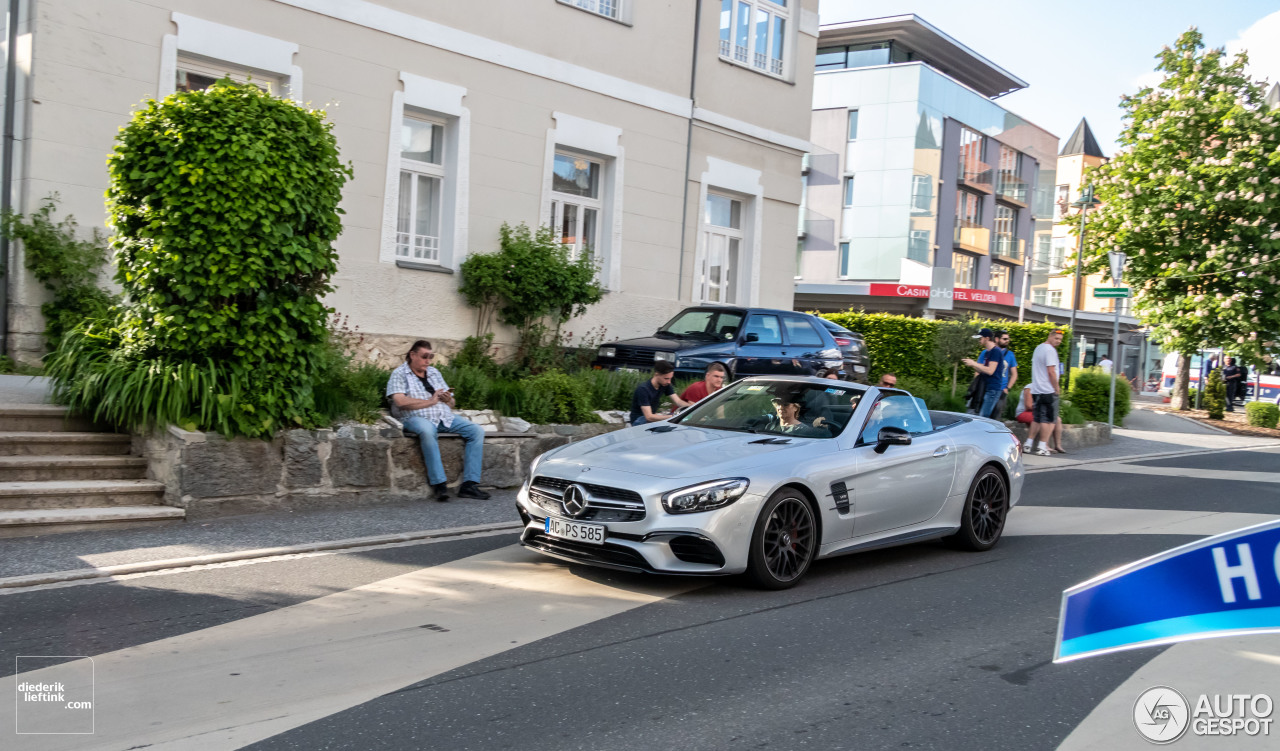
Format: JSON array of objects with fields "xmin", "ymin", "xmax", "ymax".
[{"xmin": 830, "ymin": 481, "xmax": 850, "ymax": 513}]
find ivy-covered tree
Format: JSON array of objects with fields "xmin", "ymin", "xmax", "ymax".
[{"xmin": 1076, "ymin": 29, "xmax": 1280, "ymax": 409}]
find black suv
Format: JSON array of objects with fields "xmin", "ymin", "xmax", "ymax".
[
  {"xmin": 592, "ymin": 307, "xmax": 843, "ymax": 379},
  {"xmin": 816, "ymin": 318, "xmax": 871, "ymax": 383}
]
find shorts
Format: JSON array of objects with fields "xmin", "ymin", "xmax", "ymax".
[
  {"xmin": 1032, "ymin": 393, "xmax": 1059, "ymax": 424},
  {"xmin": 1015, "ymin": 411, "xmax": 1033, "ymax": 424}
]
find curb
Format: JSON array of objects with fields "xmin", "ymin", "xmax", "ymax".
[
  {"xmin": 1024, "ymin": 442, "xmax": 1280, "ymax": 474},
  {"xmin": 1130, "ymin": 404, "xmax": 1233, "ymax": 435},
  {"xmin": 0, "ymin": 521, "xmax": 523, "ymax": 591}
]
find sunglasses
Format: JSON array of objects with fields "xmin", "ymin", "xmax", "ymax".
[{"xmin": 416, "ymin": 351, "xmax": 434, "ymax": 359}]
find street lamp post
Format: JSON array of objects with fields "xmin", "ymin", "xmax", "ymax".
[
  {"xmin": 1066, "ymin": 185, "xmax": 1100, "ymax": 387},
  {"xmin": 1107, "ymin": 250, "xmax": 1127, "ymax": 426}
]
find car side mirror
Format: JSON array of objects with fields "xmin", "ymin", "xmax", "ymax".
[
  {"xmin": 743, "ymin": 333, "xmax": 759, "ymax": 343},
  {"xmin": 874, "ymin": 426, "xmax": 911, "ymax": 454}
]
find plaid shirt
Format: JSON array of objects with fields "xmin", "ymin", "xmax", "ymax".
[{"xmin": 386, "ymin": 362, "xmax": 455, "ymax": 425}]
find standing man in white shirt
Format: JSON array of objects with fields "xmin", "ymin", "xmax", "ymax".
[
  {"xmin": 1097, "ymin": 354, "xmax": 1113, "ymax": 374},
  {"xmin": 1026, "ymin": 329, "xmax": 1064, "ymax": 457}
]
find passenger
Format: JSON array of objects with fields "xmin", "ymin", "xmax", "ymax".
[
  {"xmin": 679, "ymin": 362, "xmax": 728, "ymax": 404},
  {"xmin": 876, "ymin": 372, "xmax": 898, "ymax": 388},
  {"xmin": 814, "ymin": 367, "xmax": 841, "ymax": 380}
]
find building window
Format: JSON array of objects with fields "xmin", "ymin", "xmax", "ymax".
[
  {"xmin": 847, "ymin": 109, "xmax": 859, "ymax": 141},
  {"xmin": 908, "ymin": 230, "xmax": 931, "ymax": 264},
  {"xmin": 1049, "ymin": 290, "xmax": 1063, "ymax": 307},
  {"xmin": 561, "ymin": 0, "xmax": 620, "ymax": 20},
  {"xmin": 176, "ymin": 55, "xmax": 282, "ymax": 95},
  {"xmin": 910, "ymin": 174, "xmax": 933, "ymax": 214},
  {"xmin": 993, "ymin": 204, "xmax": 1017, "ymax": 258},
  {"xmin": 550, "ymin": 152, "xmax": 603, "ymax": 260},
  {"xmin": 839, "ymin": 241, "xmax": 851, "ymax": 277},
  {"xmin": 952, "ymin": 252, "xmax": 976, "ymax": 289},
  {"xmin": 1050, "ymin": 237, "xmax": 1067, "ymax": 273},
  {"xmin": 396, "ymin": 115, "xmax": 447, "ymax": 263},
  {"xmin": 843, "ymin": 176, "xmax": 855, "ymax": 207},
  {"xmin": 795, "ymin": 239, "xmax": 803, "ymax": 279},
  {"xmin": 997, "ymin": 144, "xmax": 1025, "ymax": 203},
  {"xmin": 989, "ymin": 263, "xmax": 1011, "ymax": 293},
  {"xmin": 1054, "ymin": 184, "xmax": 1070, "ymax": 220},
  {"xmin": 956, "ymin": 189, "xmax": 981, "ymax": 226},
  {"xmin": 719, "ymin": 0, "xmax": 788, "ymax": 77},
  {"xmin": 1032, "ymin": 289, "xmax": 1046, "ymax": 305},
  {"xmin": 701, "ymin": 192, "xmax": 744, "ymax": 303},
  {"xmin": 958, "ymin": 125, "xmax": 990, "ymax": 189}
]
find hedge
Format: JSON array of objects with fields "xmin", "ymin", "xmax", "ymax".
[
  {"xmin": 1067, "ymin": 367, "xmax": 1131, "ymax": 424},
  {"xmin": 819, "ymin": 311, "xmax": 1071, "ymax": 396},
  {"xmin": 1246, "ymin": 402, "xmax": 1280, "ymax": 429}
]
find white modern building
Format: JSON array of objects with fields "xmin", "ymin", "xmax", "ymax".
[{"xmin": 0, "ymin": 0, "xmax": 818, "ymax": 364}]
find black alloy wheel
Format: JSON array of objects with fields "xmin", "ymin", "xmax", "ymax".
[
  {"xmin": 746, "ymin": 490, "xmax": 817, "ymax": 589},
  {"xmin": 947, "ymin": 465, "xmax": 1008, "ymax": 551}
]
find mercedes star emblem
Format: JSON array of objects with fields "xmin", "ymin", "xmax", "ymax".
[{"xmin": 562, "ymin": 484, "xmax": 589, "ymax": 517}]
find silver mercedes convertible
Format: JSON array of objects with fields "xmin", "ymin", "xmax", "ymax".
[{"xmin": 516, "ymin": 376, "xmax": 1023, "ymax": 589}]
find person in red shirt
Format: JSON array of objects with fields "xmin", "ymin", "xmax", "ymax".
[{"xmin": 679, "ymin": 362, "xmax": 728, "ymax": 404}]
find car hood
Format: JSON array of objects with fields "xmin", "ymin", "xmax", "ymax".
[
  {"xmin": 608, "ymin": 335, "xmax": 708, "ymax": 351},
  {"xmin": 538, "ymin": 425, "xmax": 829, "ymax": 480}
]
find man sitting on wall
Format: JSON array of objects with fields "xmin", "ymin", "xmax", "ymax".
[
  {"xmin": 679, "ymin": 362, "xmax": 728, "ymax": 404},
  {"xmin": 630, "ymin": 361, "xmax": 693, "ymax": 427},
  {"xmin": 386, "ymin": 340, "xmax": 490, "ymax": 502}
]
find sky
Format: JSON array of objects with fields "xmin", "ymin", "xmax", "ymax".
[{"xmin": 820, "ymin": 0, "xmax": 1280, "ymax": 155}]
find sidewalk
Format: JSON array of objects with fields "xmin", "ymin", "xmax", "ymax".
[{"xmin": 4, "ymin": 399, "xmax": 1278, "ymax": 590}]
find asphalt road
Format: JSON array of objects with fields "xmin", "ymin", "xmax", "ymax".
[{"xmin": 4, "ymin": 446, "xmax": 1280, "ymax": 750}]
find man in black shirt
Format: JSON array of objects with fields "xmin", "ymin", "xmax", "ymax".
[
  {"xmin": 630, "ymin": 361, "xmax": 692, "ymax": 427},
  {"xmin": 1222, "ymin": 357, "xmax": 1243, "ymax": 411}
]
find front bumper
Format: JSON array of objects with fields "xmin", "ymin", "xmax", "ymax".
[{"xmin": 516, "ymin": 472, "xmax": 764, "ymax": 576}]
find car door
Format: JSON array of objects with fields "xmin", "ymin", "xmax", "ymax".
[
  {"xmin": 836, "ymin": 394, "xmax": 958, "ymax": 539},
  {"xmin": 782, "ymin": 315, "xmax": 830, "ymax": 375},
  {"xmin": 734, "ymin": 313, "xmax": 786, "ymax": 376}
]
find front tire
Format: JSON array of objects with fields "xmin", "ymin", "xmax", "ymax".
[
  {"xmin": 745, "ymin": 489, "xmax": 817, "ymax": 589},
  {"xmin": 947, "ymin": 465, "xmax": 1008, "ymax": 551}
]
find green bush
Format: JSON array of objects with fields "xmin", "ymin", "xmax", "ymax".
[
  {"xmin": 1067, "ymin": 367, "xmax": 1131, "ymax": 424},
  {"xmin": 49, "ymin": 80, "xmax": 352, "ymax": 437},
  {"xmin": 1246, "ymin": 401, "xmax": 1279, "ymax": 429},
  {"xmin": 312, "ymin": 350, "xmax": 390, "ymax": 425},
  {"xmin": 450, "ymin": 334, "xmax": 505, "ymax": 376},
  {"xmin": 895, "ymin": 375, "xmax": 944, "ymax": 395},
  {"xmin": 1202, "ymin": 368, "xmax": 1226, "ymax": 419},
  {"xmin": 523, "ymin": 370, "xmax": 598, "ymax": 424},
  {"xmin": 1060, "ymin": 399, "xmax": 1086, "ymax": 425},
  {"xmin": 573, "ymin": 368, "xmax": 649, "ymax": 412}
]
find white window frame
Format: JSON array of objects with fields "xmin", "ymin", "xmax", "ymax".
[
  {"xmin": 989, "ymin": 263, "xmax": 1011, "ymax": 294},
  {"xmin": 380, "ymin": 72, "xmax": 470, "ymax": 271},
  {"xmin": 718, "ymin": 0, "xmax": 792, "ymax": 79},
  {"xmin": 843, "ymin": 176, "xmax": 855, "ymax": 207},
  {"xmin": 952, "ymin": 252, "xmax": 976, "ymax": 289},
  {"xmin": 1050, "ymin": 237, "xmax": 1067, "ymax": 273},
  {"xmin": 910, "ymin": 174, "xmax": 933, "ymax": 214},
  {"xmin": 175, "ymin": 55, "xmax": 283, "ymax": 95},
  {"xmin": 700, "ymin": 191, "xmax": 746, "ymax": 304},
  {"xmin": 1032, "ymin": 288, "xmax": 1047, "ymax": 306},
  {"xmin": 847, "ymin": 109, "xmax": 859, "ymax": 141},
  {"xmin": 396, "ymin": 114, "xmax": 448, "ymax": 264},
  {"xmin": 1054, "ymin": 184, "xmax": 1070, "ymax": 220},
  {"xmin": 694, "ymin": 157, "xmax": 763, "ymax": 305},
  {"xmin": 550, "ymin": 150, "xmax": 605, "ymax": 262},
  {"xmin": 1048, "ymin": 289, "xmax": 1063, "ymax": 307},
  {"xmin": 839, "ymin": 241, "xmax": 852, "ymax": 278},
  {"xmin": 541, "ymin": 112, "xmax": 624, "ymax": 291},
  {"xmin": 556, "ymin": 0, "xmax": 631, "ymax": 24},
  {"xmin": 159, "ymin": 13, "xmax": 301, "ymax": 101}
]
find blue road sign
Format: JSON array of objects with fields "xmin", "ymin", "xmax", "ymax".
[{"xmin": 1056, "ymin": 520, "xmax": 1280, "ymax": 662}]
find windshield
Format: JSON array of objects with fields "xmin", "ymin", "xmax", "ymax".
[
  {"xmin": 674, "ymin": 379, "xmax": 865, "ymax": 439},
  {"xmin": 658, "ymin": 309, "xmax": 744, "ymax": 341}
]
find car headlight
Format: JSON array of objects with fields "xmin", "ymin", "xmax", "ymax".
[
  {"xmin": 654, "ymin": 351, "xmax": 676, "ymax": 363},
  {"xmin": 598, "ymin": 346, "xmax": 616, "ymax": 358},
  {"xmin": 661, "ymin": 478, "xmax": 750, "ymax": 514}
]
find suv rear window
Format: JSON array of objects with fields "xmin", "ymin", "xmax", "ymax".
[{"xmin": 783, "ymin": 316, "xmax": 825, "ymax": 347}]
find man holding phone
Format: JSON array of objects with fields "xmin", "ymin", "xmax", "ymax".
[
  {"xmin": 961, "ymin": 328, "xmax": 1007, "ymax": 420},
  {"xmin": 387, "ymin": 340, "xmax": 490, "ymax": 501}
]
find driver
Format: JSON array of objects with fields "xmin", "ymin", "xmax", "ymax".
[{"xmin": 767, "ymin": 391, "xmax": 828, "ymax": 438}]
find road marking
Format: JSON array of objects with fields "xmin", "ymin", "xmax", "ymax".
[
  {"xmin": 0, "ymin": 545, "xmax": 700, "ymax": 750},
  {"xmin": 1065, "ymin": 462, "xmax": 1280, "ymax": 484},
  {"xmin": 1007, "ymin": 507, "xmax": 1280, "ymax": 537}
]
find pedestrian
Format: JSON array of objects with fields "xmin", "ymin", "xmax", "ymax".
[
  {"xmin": 813, "ymin": 367, "xmax": 841, "ymax": 380},
  {"xmin": 1097, "ymin": 353, "xmax": 1113, "ymax": 374},
  {"xmin": 961, "ymin": 328, "xmax": 1006, "ymax": 420},
  {"xmin": 679, "ymin": 362, "xmax": 728, "ymax": 404},
  {"xmin": 993, "ymin": 330, "xmax": 1019, "ymax": 419},
  {"xmin": 1017, "ymin": 383, "xmax": 1064, "ymax": 453},
  {"xmin": 387, "ymin": 340, "xmax": 490, "ymax": 502},
  {"xmin": 1025, "ymin": 329, "xmax": 1064, "ymax": 457},
  {"xmin": 876, "ymin": 372, "xmax": 898, "ymax": 388},
  {"xmin": 1222, "ymin": 357, "xmax": 1242, "ymax": 411},
  {"xmin": 630, "ymin": 361, "xmax": 692, "ymax": 426}
]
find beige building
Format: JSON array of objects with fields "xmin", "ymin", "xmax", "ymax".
[{"xmin": 0, "ymin": 0, "xmax": 818, "ymax": 364}]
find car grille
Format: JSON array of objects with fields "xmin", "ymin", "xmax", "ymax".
[
  {"xmin": 522, "ymin": 530, "xmax": 653, "ymax": 573},
  {"xmin": 612, "ymin": 346, "xmax": 659, "ymax": 369},
  {"xmin": 530, "ymin": 476, "xmax": 647, "ymax": 522}
]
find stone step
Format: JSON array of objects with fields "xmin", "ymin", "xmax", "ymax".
[
  {"xmin": 0, "ymin": 479, "xmax": 167, "ymax": 511},
  {"xmin": 0, "ymin": 404, "xmax": 101, "ymax": 432},
  {"xmin": 0, "ymin": 455, "xmax": 149, "ymax": 482},
  {"xmin": 0, "ymin": 431, "xmax": 132, "ymax": 456},
  {"xmin": 0, "ymin": 505, "xmax": 185, "ymax": 538}
]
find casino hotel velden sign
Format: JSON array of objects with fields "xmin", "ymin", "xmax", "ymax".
[{"xmin": 865, "ymin": 283, "xmax": 1016, "ymax": 308}]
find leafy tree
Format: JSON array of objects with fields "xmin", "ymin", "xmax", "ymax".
[
  {"xmin": 932, "ymin": 319, "xmax": 980, "ymax": 397},
  {"xmin": 1202, "ymin": 367, "xmax": 1226, "ymax": 419},
  {"xmin": 1075, "ymin": 29, "xmax": 1280, "ymax": 409},
  {"xmin": 47, "ymin": 80, "xmax": 352, "ymax": 436}
]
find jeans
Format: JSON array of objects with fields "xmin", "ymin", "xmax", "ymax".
[
  {"xmin": 631, "ymin": 415, "xmax": 648, "ymax": 427},
  {"xmin": 401, "ymin": 415, "xmax": 485, "ymax": 486},
  {"xmin": 979, "ymin": 389, "xmax": 1003, "ymax": 419}
]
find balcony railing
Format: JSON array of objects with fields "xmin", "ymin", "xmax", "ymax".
[
  {"xmin": 991, "ymin": 234, "xmax": 1023, "ymax": 260},
  {"xmin": 997, "ymin": 172, "xmax": 1028, "ymax": 205},
  {"xmin": 954, "ymin": 220, "xmax": 989, "ymax": 254},
  {"xmin": 959, "ymin": 159, "xmax": 994, "ymax": 192}
]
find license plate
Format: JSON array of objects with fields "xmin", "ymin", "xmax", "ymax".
[
  {"xmin": 544, "ymin": 517, "xmax": 607, "ymax": 545},
  {"xmin": 617, "ymin": 367, "xmax": 639, "ymax": 374},
  {"xmin": 853, "ymin": 365, "xmax": 866, "ymax": 373}
]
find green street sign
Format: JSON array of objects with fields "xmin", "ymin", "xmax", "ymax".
[{"xmin": 1093, "ymin": 287, "xmax": 1130, "ymax": 298}]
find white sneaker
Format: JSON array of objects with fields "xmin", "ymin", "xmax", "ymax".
[
  {"xmin": 1033, "ymin": 447, "xmax": 1052, "ymax": 457},
  {"xmin": 1023, "ymin": 439, "xmax": 1033, "ymax": 452}
]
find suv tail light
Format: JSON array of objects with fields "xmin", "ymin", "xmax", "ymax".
[{"xmin": 834, "ymin": 337, "xmax": 853, "ymax": 346}]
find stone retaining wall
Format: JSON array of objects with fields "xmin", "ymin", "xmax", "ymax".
[
  {"xmin": 1003, "ymin": 420, "xmax": 1113, "ymax": 450},
  {"xmin": 136, "ymin": 420, "xmax": 626, "ymax": 519}
]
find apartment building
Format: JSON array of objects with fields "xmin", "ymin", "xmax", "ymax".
[
  {"xmin": 0, "ymin": 0, "xmax": 818, "ymax": 364},
  {"xmin": 793, "ymin": 15, "xmax": 1058, "ymax": 320}
]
